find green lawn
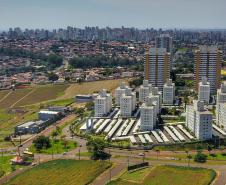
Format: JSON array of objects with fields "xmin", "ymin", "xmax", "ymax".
[
  {"xmin": 7, "ymin": 159, "xmax": 111, "ymax": 185},
  {"xmin": 30, "ymin": 139, "xmax": 77, "ymax": 154},
  {"xmin": 0, "ymin": 156, "xmax": 17, "ymax": 175},
  {"xmin": 108, "ymin": 165, "xmax": 216, "ymax": 185},
  {"xmin": 75, "ymin": 152, "xmax": 92, "ymax": 157}
]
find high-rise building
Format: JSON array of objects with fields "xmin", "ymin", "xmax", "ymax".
[
  {"xmin": 115, "ymin": 82, "xmax": 129, "ymax": 106},
  {"xmin": 216, "ymin": 82, "xmax": 226, "ymax": 126},
  {"xmin": 94, "ymin": 89, "xmax": 112, "ymax": 117},
  {"xmin": 198, "ymin": 77, "xmax": 210, "ymax": 104},
  {"xmin": 140, "ymin": 96, "xmax": 157, "ymax": 131},
  {"xmin": 155, "ymin": 34, "xmax": 173, "ymax": 68},
  {"xmin": 120, "ymin": 88, "xmax": 136, "ymax": 118},
  {"xmin": 163, "ymin": 79, "xmax": 175, "ymax": 105},
  {"xmin": 186, "ymin": 100, "xmax": 212, "ymax": 140},
  {"xmin": 144, "ymin": 47, "xmax": 170, "ymax": 91},
  {"xmin": 194, "ymin": 46, "xmax": 222, "ymax": 94},
  {"xmin": 139, "ymin": 80, "xmax": 152, "ymax": 103}
]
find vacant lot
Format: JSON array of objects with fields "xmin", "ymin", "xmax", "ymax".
[
  {"xmin": 7, "ymin": 159, "xmax": 111, "ymax": 185},
  {"xmin": 61, "ymin": 79, "xmax": 128, "ymax": 99},
  {"xmin": 108, "ymin": 165, "xmax": 216, "ymax": 185}
]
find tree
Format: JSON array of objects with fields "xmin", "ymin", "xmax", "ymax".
[
  {"xmin": 194, "ymin": 152, "xmax": 207, "ymax": 163},
  {"xmin": 207, "ymin": 144, "xmax": 214, "ymax": 155},
  {"xmin": 48, "ymin": 72, "xmax": 59, "ymax": 82},
  {"xmin": 47, "ymin": 54, "xmax": 63, "ymax": 69},
  {"xmin": 33, "ymin": 136, "xmax": 51, "ymax": 150},
  {"xmin": 86, "ymin": 138, "xmax": 110, "ymax": 160}
]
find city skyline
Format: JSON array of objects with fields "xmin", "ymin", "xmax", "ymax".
[{"xmin": 1, "ymin": 0, "xmax": 226, "ymax": 30}]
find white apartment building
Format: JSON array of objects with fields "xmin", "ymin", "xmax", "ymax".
[
  {"xmin": 149, "ymin": 87, "xmax": 162, "ymax": 114},
  {"xmin": 139, "ymin": 80, "xmax": 152, "ymax": 103},
  {"xmin": 163, "ymin": 79, "xmax": 175, "ymax": 105},
  {"xmin": 216, "ymin": 83, "xmax": 226, "ymax": 127},
  {"xmin": 144, "ymin": 47, "xmax": 170, "ymax": 92},
  {"xmin": 140, "ymin": 96, "xmax": 157, "ymax": 131},
  {"xmin": 115, "ymin": 81, "xmax": 129, "ymax": 106},
  {"xmin": 94, "ymin": 89, "xmax": 112, "ymax": 117},
  {"xmin": 198, "ymin": 77, "xmax": 210, "ymax": 104},
  {"xmin": 120, "ymin": 88, "xmax": 136, "ymax": 118},
  {"xmin": 186, "ymin": 100, "xmax": 212, "ymax": 140},
  {"xmin": 194, "ymin": 46, "xmax": 222, "ymax": 94}
]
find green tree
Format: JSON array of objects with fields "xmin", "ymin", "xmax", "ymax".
[
  {"xmin": 194, "ymin": 152, "xmax": 207, "ymax": 163},
  {"xmin": 33, "ymin": 136, "xmax": 51, "ymax": 150},
  {"xmin": 48, "ymin": 72, "xmax": 59, "ymax": 82},
  {"xmin": 86, "ymin": 138, "xmax": 110, "ymax": 160}
]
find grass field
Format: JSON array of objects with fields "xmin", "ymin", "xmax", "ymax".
[
  {"xmin": 0, "ymin": 156, "xmax": 13, "ymax": 175},
  {"xmin": 30, "ymin": 139, "xmax": 77, "ymax": 154},
  {"xmin": 108, "ymin": 165, "xmax": 216, "ymax": 185},
  {"xmin": 0, "ymin": 79, "xmax": 127, "ymax": 148},
  {"xmin": 7, "ymin": 159, "xmax": 111, "ymax": 185}
]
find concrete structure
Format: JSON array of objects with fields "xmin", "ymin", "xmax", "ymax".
[
  {"xmin": 75, "ymin": 94, "xmax": 97, "ymax": 103},
  {"xmin": 120, "ymin": 88, "xmax": 136, "ymax": 118},
  {"xmin": 155, "ymin": 34, "xmax": 173, "ymax": 69},
  {"xmin": 194, "ymin": 46, "xmax": 222, "ymax": 94},
  {"xmin": 149, "ymin": 87, "xmax": 162, "ymax": 114},
  {"xmin": 144, "ymin": 47, "xmax": 170, "ymax": 91},
  {"xmin": 15, "ymin": 120, "xmax": 45, "ymax": 134},
  {"xmin": 115, "ymin": 82, "xmax": 129, "ymax": 106},
  {"xmin": 38, "ymin": 110, "xmax": 60, "ymax": 121},
  {"xmin": 198, "ymin": 77, "xmax": 210, "ymax": 104},
  {"xmin": 216, "ymin": 83, "xmax": 226, "ymax": 127},
  {"xmin": 94, "ymin": 89, "xmax": 112, "ymax": 117},
  {"xmin": 140, "ymin": 96, "xmax": 157, "ymax": 131},
  {"xmin": 139, "ymin": 80, "xmax": 152, "ymax": 103},
  {"xmin": 186, "ymin": 100, "xmax": 212, "ymax": 140},
  {"xmin": 163, "ymin": 79, "xmax": 175, "ymax": 105}
]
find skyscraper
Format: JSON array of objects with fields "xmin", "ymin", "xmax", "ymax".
[
  {"xmin": 155, "ymin": 34, "xmax": 173, "ymax": 68},
  {"xmin": 144, "ymin": 47, "xmax": 170, "ymax": 91},
  {"xmin": 194, "ymin": 46, "xmax": 222, "ymax": 94}
]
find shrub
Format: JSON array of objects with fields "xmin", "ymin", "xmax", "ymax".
[{"xmin": 194, "ymin": 152, "xmax": 207, "ymax": 163}]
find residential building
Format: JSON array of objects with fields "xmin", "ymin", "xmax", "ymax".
[
  {"xmin": 149, "ymin": 87, "xmax": 162, "ymax": 114},
  {"xmin": 186, "ymin": 100, "xmax": 212, "ymax": 140},
  {"xmin": 139, "ymin": 80, "xmax": 152, "ymax": 103},
  {"xmin": 94, "ymin": 89, "xmax": 112, "ymax": 117},
  {"xmin": 140, "ymin": 95, "xmax": 157, "ymax": 131},
  {"xmin": 194, "ymin": 46, "xmax": 222, "ymax": 94},
  {"xmin": 120, "ymin": 88, "xmax": 136, "ymax": 118},
  {"xmin": 198, "ymin": 77, "xmax": 210, "ymax": 104},
  {"xmin": 144, "ymin": 47, "xmax": 170, "ymax": 91},
  {"xmin": 155, "ymin": 34, "xmax": 173, "ymax": 68},
  {"xmin": 115, "ymin": 82, "xmax": 129, "ymax": 106},
  {"xmin": 163, "ymin": 79, "xmax": 175, "ymax": 105},
  {"xmin": 216, "ymin": 83, "xmax": 226, "ymax": 126}
]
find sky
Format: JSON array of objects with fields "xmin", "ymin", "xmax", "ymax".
[{"xmin": 0, "ymin": 0, "xmax": 226, "ymax": 30}]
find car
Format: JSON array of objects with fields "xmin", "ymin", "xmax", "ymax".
[
  {"xmin": 139, "ymin": 153, "xmax": 144, "ymax": 156},
  {"xmin": 31, "ymin": 163, "xmax": 37, "ymax": 166},
  {"xmin": 63, "ymin": 152, "xmax": 67, "ymax": 155}
]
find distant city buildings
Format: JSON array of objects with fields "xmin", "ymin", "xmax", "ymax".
[
  {"xmin": 94, "ymin": 89, "xmax": 112, "ymax": 117},
  {"xmin": 194, "ymin": 46, "xmax": 222, "ymax": 94},
  {"xmin": 163, "ymin": 79, "xmax": 175, "ymax": 105},
  {"xmin": 144, "ymin": 47, "xmax": 170, "ymax": 92},
  {"xmin": 198, "ymin": 77, "xmax": 210, "ymax": 104},
  {"xmin": 186, "ymin": 100, "xmax": 212, "ymax": 140}
]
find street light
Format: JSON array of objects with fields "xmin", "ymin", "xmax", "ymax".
[{"xmin": 79, "ymin": 144, "xmax": 82, "ymax": 160}]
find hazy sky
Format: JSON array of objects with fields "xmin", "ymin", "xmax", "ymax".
[{"xmin": 0, "ymin": 0, "xmax": 226, "ymax": 30}]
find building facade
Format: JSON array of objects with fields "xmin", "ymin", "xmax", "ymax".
[
  {"xmin": 120, "ymin": 88, "xmax": 136, "ymax": 118},
  {"xmin": 198, "ymin": 77, "xmax": 210, "ymax": 104},
  {"xmin": 139, "ymin": 80, "xmax": 152, "ymax": 103},
  {"xmin": 140, "ymin": 96, "xmax": 157, "ymax": 131},
  {"xmin": 216, "ymin": 83, "xmax": 226, "ymax": 127},
  {"xmin": 186, "ymin": 100, "xmax": 212, "ymax": 140},
  {"xmin": 144, "ymin": 47, "xmax": 170, "ymax": 91},
  {"xmin": 115, "ymin": 82, "xmax": 129, "ymax": 106},
  {"xmin": 94, "ymin": 89, "xmax": 112, "ymax": 117},
  {"xmin": 194, "ymin": 46, "xmax": 222, "ymax": 94},
  {"xmin": 163, "ymin": 79, "xmax": 175, "ymax": 105}
]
